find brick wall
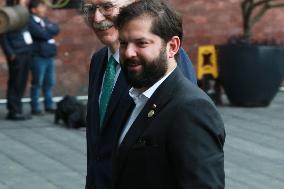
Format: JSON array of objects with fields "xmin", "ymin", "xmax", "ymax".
[
  {"xmin": 0, "ymin": 8, "xmax": 103, "ymax": 98},
  {"xmin": 172, "ymin": 0, "xmax": 284, "ymax": 62},
  {"xmin": 1, "ymin": 0, "xmax": 284, "ymax": 98}
]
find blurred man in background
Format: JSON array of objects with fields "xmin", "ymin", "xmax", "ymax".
[
  {"xmin": 28, "ymin": 0, "xmax": 59, "ymax": 115},
  {"xmin": 0, "ymin": 0, "xmax": 33, "ymax": 120}
]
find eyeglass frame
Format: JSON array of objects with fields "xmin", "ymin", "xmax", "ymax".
[{"xmin": 81, "ymin": 2, "xmax": 118, "ymax": 17}]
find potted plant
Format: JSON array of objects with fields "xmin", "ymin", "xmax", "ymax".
[{"xmin": 218, "ymin": 0, "xmax": 284, "ymax": 107}]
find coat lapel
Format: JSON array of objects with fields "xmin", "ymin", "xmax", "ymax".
[
  {"xmin": 89, "ymin": 48, "xmax": 107, "ymax": 102},
  {"xmin": 112, "ymin": 94, "xmax": 135, "ymax": 185},
  {"xmin": 102, "ymin": 72, "xmax": 130, "ymax": 129},
  {"xmin": 88, "ymin": 48, "xmax": 108, "ymax": 132}
]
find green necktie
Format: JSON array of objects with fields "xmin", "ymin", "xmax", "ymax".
[{"xmin": 99, "ymin": 55, "xmax": 117, "ymax": 127}]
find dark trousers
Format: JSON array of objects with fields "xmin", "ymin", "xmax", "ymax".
[{"xmin": 7, "ymin": 53, "xmax": 31, "ymax": 114}]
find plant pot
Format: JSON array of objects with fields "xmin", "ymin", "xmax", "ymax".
[{"xmin": 218, "ymin": 44, "xmax": 284, "ymax": 107}]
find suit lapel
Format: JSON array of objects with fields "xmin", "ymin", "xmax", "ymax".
[
  {"xmin": 102, "ymin": 72, "xmax": 130, "ymax": 129},
  {"xmin": 115, "ymin": 68, "xmax": 182, "ymax": 178},
  {"xmin": 112, "ymin": 94, "xmax": 135, "ymax": 185},
  {"xmin": 88, "ymin": 48, "xmax": 108, "ymax": 132},
  {"xmin": 91, "ymin": 48, "xmax": 108, "ymax": 104}
]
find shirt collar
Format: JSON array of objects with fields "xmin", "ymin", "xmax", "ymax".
[
  {"xmin": 32, "ymin": 15, "xmax": 42, "ymax": 23},
  {"xmin": 129, "ymin": 68, "xmax": 175, "ymax": 103},
  {"xmin": 107, "ymin": 48, "xmax": 119, "ymax": 64}
]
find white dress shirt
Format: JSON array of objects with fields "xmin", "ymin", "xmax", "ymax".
[{"xmin": 118, "ymin": 69, "xmax": 175, "ymax": 145}]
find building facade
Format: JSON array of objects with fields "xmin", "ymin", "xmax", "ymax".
[{"xmin": 0, "ymin": 0, "xmax": 284, "ymax": 98}]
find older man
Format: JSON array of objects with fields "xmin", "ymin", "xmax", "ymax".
[
  {"xmin": 112, "ymin": 1, "xmax": 225, "ymax": 189},
  {"xmin": 82, "ymin": 0, "xmax": 197, "ymax": 189}
]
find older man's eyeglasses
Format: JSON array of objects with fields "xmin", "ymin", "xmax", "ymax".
[{"xmin": 82, "ymin": 3, "xmax": 116, "ymax": 17}]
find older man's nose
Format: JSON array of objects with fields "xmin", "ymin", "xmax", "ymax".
[{"xmin": 92, "ymin": 8, "xmax": 106, "ymax": 23}]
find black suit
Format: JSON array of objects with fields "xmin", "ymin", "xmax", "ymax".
[
  {"xmin": 113, "ymin": 68, "xmax": 225, "ymax": 189},
  {"xmin": 86, "ymin": 47, "xmax": 197, "ymax": 189}
]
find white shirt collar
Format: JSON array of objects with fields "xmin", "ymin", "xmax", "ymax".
[
  {"xmin": 107, "ymin": 48, "xmax": 119, "ymax": 64},
  {"xmin": 129, "ymin": 68, "xmax": 175, "ymax": 103},
  {"xmin": 33, "ymin": 15, "xmax": 45, "ymax": 27},
  {"xmin": 32, "ymin": 15, "xmax": 42, "ymax": 23}
]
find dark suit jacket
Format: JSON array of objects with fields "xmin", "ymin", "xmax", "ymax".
[
  {"xmin": 85, "ymin": 47, "xmax": 197, "ymax": 189},
  {"xmin": 112, "ymin": 68, "xmax": 225, "ymax": 189},
  {"xmin": 0, "ymin": 26, "xmax": 33, "ymax": 59},
  {"xmin": 28, "ymin": 16, "xmax": 59, "ymax": 58}
]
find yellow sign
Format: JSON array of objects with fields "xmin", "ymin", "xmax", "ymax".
[{"xmin": 197, "ymin": 45, "xmax": 218, "ymax": 80}]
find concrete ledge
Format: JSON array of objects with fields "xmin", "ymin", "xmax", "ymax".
[{"xmin": 0, "ymin": 95, "xmax": 88, "ymax": 104}]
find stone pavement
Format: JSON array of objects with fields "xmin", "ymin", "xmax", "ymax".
[{"xmin": 0, "ymin": 92, "xmax": 284, "ymax": 189}]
